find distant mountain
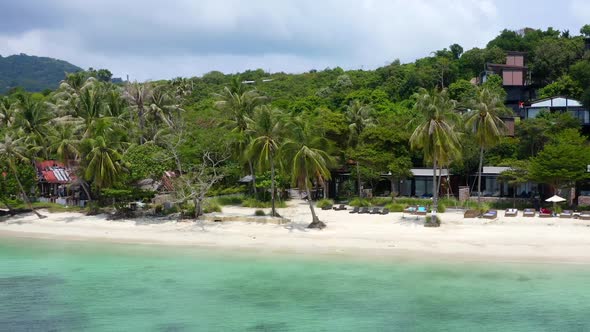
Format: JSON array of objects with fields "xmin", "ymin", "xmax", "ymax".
[{"xmin": 0, "ymin": 53, "xmax": 83, "ymax": 94}]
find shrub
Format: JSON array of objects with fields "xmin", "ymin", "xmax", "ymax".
[
  {"xmin": 437, "ymin": 203, "xmax": 446, "ymax": 213},
  {"xmin": 316, "ymin": 199, "xmax": 334, "ymax": 209},
  {"xmin": 216, "ymin": 194, "xmax": 246, "ymax": 206},
  {"xmin": 385, "ymin": 203, "xmax": 405, "ymax": 212},
  {"xmin": 393, "ymin": 197, "xmax": 432, "ymax": 206},
  {"xmin": 254, "ymin": 209, "xmax": 266, "ymax": 216},
  {"xmin": 424, "ymin": 214, "xmax": 441, "ymax": 227},
  {"xmin": 242, "ymin": 198, "xmax": 287, "ymax": 208},
  {"xmin": 369, "ymin": 197, "xmax": 391, "ymax": 206},
  {"xmin": 349, "ymin": 197, "xmax": 370, "ymax": 207},
  {"xmin": 202, "ymin": 200, "xmax": 222, "ymax": 213}
]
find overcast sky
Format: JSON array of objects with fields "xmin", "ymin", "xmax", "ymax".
[{"xmin": 0, "ymin": 0, "xmax": 588, "ymax": 81}]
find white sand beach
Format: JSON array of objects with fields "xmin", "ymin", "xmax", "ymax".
[{"xmin": 2, "ymin": 200, "xmax": 590, "ymax": 264}]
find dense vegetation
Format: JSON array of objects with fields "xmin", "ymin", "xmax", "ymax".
[
  {"xmin": 0, "ymin": 54, "xmax": 83, "ymax": 94},
  {"xmin": 1, "ymin": 26, "xmax": 590, "ymax": 227}
]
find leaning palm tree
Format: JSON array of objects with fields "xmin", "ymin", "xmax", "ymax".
[
  {"xmin": 345, "ymin": 100, "xmax": 375, "ymax": 147},
  {"xmin": 282, "ymin": 117, "xmax": 333, "ymax": 229},
  {"xmin": 0, "ymin": 133, "xmax": 45, "ymax": 219},
  {"xmin": 410, "ymin": 88, "xmax": 461, "ymax": 225},
  {"xmin": 464, "ymin": 87, "xmax": 510, "ymax": 204},
  {"xmin": 247, "ymin": 106, "xmax": 284, "ymax": 217}
]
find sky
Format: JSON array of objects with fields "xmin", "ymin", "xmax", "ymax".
[{"xmin": 0, "ymin": 0, "xmax": 588, "ymax": 81}]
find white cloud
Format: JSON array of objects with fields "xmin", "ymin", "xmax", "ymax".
[{"xmin": 0, "ymin": 0, "xmax": 584, "ymax": 81}]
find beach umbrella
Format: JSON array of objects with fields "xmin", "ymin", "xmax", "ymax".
[{"xmin": 545, "ymin": 195, "xmax": 566, "ymax": 211}]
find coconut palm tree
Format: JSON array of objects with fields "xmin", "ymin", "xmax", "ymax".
[
  {"xmin": 282, "ymin": 117, "xmax": 333, "ymax": 229},
  {"xmin": 214, "ymin": 87, "xmax": 268, "ymax": 195},
  {"xmin": 464, "ymin": 87, "xmax": 510, "ymax": 204},
  {"xmin": 79, "ymin": 136, "xmax": 124, "ymax": 191},
  {"xmin": 12, "ymin": 94, "xmax": 50, "ymax": 140},
  {"xmin": 0, "ymin": 96, "xmax": 15, "ymax": 127},
  {"xmin": 410, "ymin": 88, "xmax": 461, "ymax": 225},
  {"xmin": 0, "ymin": 133, "xmax": 45, "ymax": 219},
  {"xmin": 48, "ymin": 123, "xmax": 79, "ymax": 167},
  {"xmin": 124, "ymin": 82, "xmax": 154, "ymax": 144},
  {"xmin": 345, "ymin": 100, "xmax": 375, "ymax": 147},
  {"xmin": 247, "ymin": 106, "xmax": 284, "ymax": 217}
]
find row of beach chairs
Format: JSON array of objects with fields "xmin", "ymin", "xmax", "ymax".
[
  {"xmin": 321, "ymin": 204, "xmax": 389, "ymax": 215},
  {"xmin": 481, "ymin": 208, "xmax": 590, "ymax": 219}
]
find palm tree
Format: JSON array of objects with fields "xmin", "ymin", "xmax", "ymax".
[
  {"xmin": 124, "ymin": 82, "xmax": 153, "ymax": 144},
  {"xmin": 282, "ymin": 117, "xmax": 333, "ymax": 229},
  {"xmin": 465, "ymin": 87, "xmax": 509, "ymax": 204},
  {"xmin": 0, "ymin": 133, "xmax": 45, "ymax": 219},
  {"xmin": 48, "ymin": 123, "xmax": 79, "ymax": 167},
  {"xmin": 214, "ymin": 87, "xmax": 268, "ymax": 195},
  {"xmin": 410, "ymin": 88, "xmax": 461, "ymax": 225},
  {"xmin": 247, "ymin": 106, "xmax": 284, "ymax": 217},
  {"xmin": 345, "ymin": 100, "xmax": 375, "ymax": 146},
  {"xmin": 0, "ymin": 96, "xmax": 15, "ymax": 127},
  {"xmin": 80, "ymin": 136, "xmax": 124, "ymax": 191},
  {"xmin": 12, "ymin": 94, "xmax": 50, "ymax": 140}
]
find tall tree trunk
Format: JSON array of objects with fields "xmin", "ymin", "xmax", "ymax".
[
  {"xmin": 12, "ymin": 168, "xmax": 45, "ymax": 219},
  {"xmin": 139, "ymin": 106, "xmax": 145, "ymax": 145},
  {"xmin": 477, "ymin": 146, "xmax": 484, "ymax": 205},
  {"xmin": 306, "ymin": 179, "xmax": 326, "ymax": 229},
  {"xmin": 431, "ymin": 157, "xmax": 438, "ymax": 225},
  {"xmin": 248, "ymin": 160, "xmax": 257, "ymax": 196},
  {"xmin": 193, "ymin": 197, "xmax": 201, "ymax": 220},
  {"xmin": 513, "ymin": 184, "xmax": 516, "ymax": 208},
  {"xmin": 270, "ymin": 154, "xmax": 276, "ymax": 217}
]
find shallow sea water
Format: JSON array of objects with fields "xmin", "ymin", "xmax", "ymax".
[{"xmin": 1, "ymin": 237, "xmax": 590, "ymax": 331}]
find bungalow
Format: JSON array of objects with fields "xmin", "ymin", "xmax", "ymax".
[
  {"xmin": 35, "ymin": 160, "xmax": 78, "ymax": 205},
  {"xmin": 469, "ymin": 166, "xmax": 538, "ymax": 198},
  {"xmin": 398, "ymin": 168, "xmax": 451, "ymax": 197}
]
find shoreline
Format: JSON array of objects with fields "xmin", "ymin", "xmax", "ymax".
[{"xmin": 3, "ymin": 203, "xmax": 590, "ymax": 265}]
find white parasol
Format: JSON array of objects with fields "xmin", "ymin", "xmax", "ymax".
[
  {"xmin": 545, "ymin": 195, "xmax": 566, "ymax": 212},
  {"xmin": 545, "ymin": 195, "xmax": 566, "ymax": 203}
]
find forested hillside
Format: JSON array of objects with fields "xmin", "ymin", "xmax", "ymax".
[
  {"xmin": 0, "ymin": 54, "xmax": 82, "ymax": 94},
  {"xmin": 1, "ymin": 26, "xmax": 590, "ymax": 223}
]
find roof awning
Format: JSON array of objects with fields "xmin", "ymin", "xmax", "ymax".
[
  {"xmin": 482, "ymin": 166, "xmax": 510, "ymax": 175},
  {"xmin": 410, "ymin": 168, "xmax": 449, "ymax": 177}
]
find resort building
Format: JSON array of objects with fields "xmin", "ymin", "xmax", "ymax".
[
  {"xmin": 481, "ymin": 51, "xmax": 536, "ymax": 112},
  {"xmin": 520, "ymin": 96, "xmax": 590, "ymax": 127}
]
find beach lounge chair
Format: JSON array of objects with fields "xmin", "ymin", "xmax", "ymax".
[
  {"xmin": 415, "ymin": 206, "xmax": 427, "ymax": 216},
  {"xmin": 321, "ymin": 204, "xmax": 333, "ymax": 210},
  {"xmin": 482, "ymin": 210, "xmax": 497, "ymax": 219},
  {"xmin": 369, "ymin": 207, "xmax": 381, "ymax": 214},
  {"xmin": 358, "ymin": 207, "xmax": 370, "ymax": 214},
  {"xmin": 523, "ymin": 208, "xmax": 536, "ymax": 217},
  {"xmin": 504, "ymin": 208, "xmax": 518, "ymax": 217},
  {"xmin": 403, "ymin": 206, "xmax": 417, "ymax": 214},
  {"xmin": 579, "ymin": 211, "xmax": 590, "ymax": 220},
  {"xmin": 333, "ymin": 204, "xmax": 347, "ymax": 211},
  {"xmin": 559, "ymin": 210, "xmax": 573, "ymax": 218},
  {"xmin": 380, "ymin": 208, "xmax": 390, "ymax": 215},
  {"xmin": 349, "ymin": 206, "xmax": 360, "ymax": 214},
  {"xmin": 539, "ymin": 208, "xmax": 552, "ymax": 218}
]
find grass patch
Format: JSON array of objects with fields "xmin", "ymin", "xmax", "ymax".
[
  {"xmin": 215, "ymin": 194, "xmax": 246, "ymax": 206},
  {"xmin": 369, "ymin": 197, "xmax": 392, "ymax": 206},
  {"xmin": 349, "ymin": 197, "xmax": 370, "ymax": 207},
  {"xmin": 202, "ymin": 200, "xmax": 222, "ymax": 213},
  {"xmin": 384, "ymin": 203, "xmax": 405, "ymax": 212},
  {"xmin": 242, "ymin": 198, "xmax": 287, "ymax": 209},
  {"xmin": 316, "ymin": 199, "xmax": 334, "ymax": 209}
]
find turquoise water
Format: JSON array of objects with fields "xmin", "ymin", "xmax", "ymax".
[{"xmin": 1, "ymin": 238, "xmax": 590, "ymax": 331}]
